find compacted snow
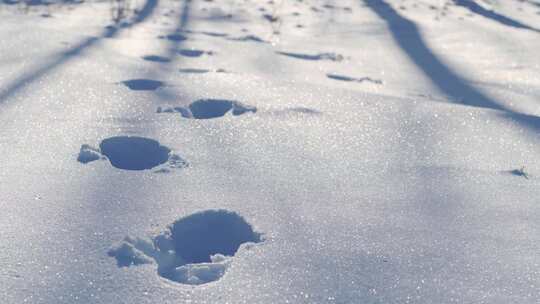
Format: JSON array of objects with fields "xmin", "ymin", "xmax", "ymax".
[{"xmin": 0, "ymin": 0, "xmax": 539, "ymax": 303}]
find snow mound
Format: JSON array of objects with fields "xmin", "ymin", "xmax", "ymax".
[
  {"xmin": 108, "ymin": 209, "xmax": 262, "ymax": 285},
  {"xmin": 77, "ymin": 144, "xmax": 102, "ymax": 164},
  {"xmin": 170, "ymin": 254, "xmax": 230, "ymax": 285},
  {"xmin": 108, "ymin": 241, "xmax": 153, "ymax": 267}
]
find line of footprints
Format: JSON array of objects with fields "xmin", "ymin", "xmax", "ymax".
[
  {"xmin": 75, "ymin": 25, "xmax": 372, "ymax": 284},
  {"xmin": 78, "ymin": 98, "xmax": 262, "ymax": 285},
  {"xmin": 77, "ymin": 47, "xmax": 334, "ymax": 285}
]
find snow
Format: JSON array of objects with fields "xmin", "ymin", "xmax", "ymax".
[
  {"xmin": 77, "ymin": 144, "xmax": 102, "ymax": 164},
  {"xmin": 0, "ymin": 0, "xmax": 539, "ymax": 303},
  {"xmin": 109, "ymin": 209, "xmax": 261, "ymax": 285}
]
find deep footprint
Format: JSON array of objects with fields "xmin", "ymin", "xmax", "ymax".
[
  {"xmin": 121, "ymin": 79, "xmax": 164, "ymax": 91},
  {"xmin": 108, "ymin": 209, "xmax": 262, "ymax": 285},
  {"xmin": 157, "ymin": 99, "xmax": 256, "ymax": 119},
  {"xmin": 189, "ymin": 99, "xmax": 238, "ymax": 119},
  {"xmin": 100, "ymin": 136, "xmax": 170, "ymax": 170},
  {"xmin": 78, "ymin": 136, "xmax": 187, "ymax": 171}
]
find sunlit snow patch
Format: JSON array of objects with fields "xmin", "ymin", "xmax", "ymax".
[
  {"xmin": 108, "ymin": 209, "xmax": 262, "ymax": 285},
  {"xmin": 157, "ymin": 99, "xmax": 256, "ymax": 119},
  {"xmin": 77, "ymin": 136, "xmax": 187, "ymax": 171}
]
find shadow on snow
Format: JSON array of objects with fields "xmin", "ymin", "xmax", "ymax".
[
  {"xmin": 363, "ymin": 0, "xmax": 540, "ymax": 132},
  {"xmin": 0, "ymin": 0, "xmax": 159, "ymax": 105}
]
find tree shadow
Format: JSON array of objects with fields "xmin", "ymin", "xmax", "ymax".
[
  {"xmin": 363, "ymin": 0, "xmax": 540, "ymax": 133},
  {"xmin": 453, "ymin": 0, "xmax": 540, "ymax": 33},
  {"xmin": 167, "ymin": 0, "xmax": 191, "ymax": 55},
  {"xmin": 150, "ymin": 0, "xmax": 191, "ymax": 66},
  {"xmin": 0, "ymin": 0, "xmax": 158, "ymax": 105}
]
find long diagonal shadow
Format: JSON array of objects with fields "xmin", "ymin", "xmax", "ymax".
[
  {"xmin": 146, "ymin": 0, "xmax": 192, "ymax": 103},
  {"xmin": 164, "ymin": 0, "xmax": 191, "ymax": 58},
  {"xmin": 0, "ymin": 0, "xmax": 158, "ymax": 105},
  {"xmin": 363, "ymin": 3, "xmax": 539, "ymax": 296},
  {"xmin": 364, "ymin": 0, "xmax": 540, "ymax": 132},
  {"xmin": 453, "ymin": 0, "xmax": 540, "ymax": 33}
]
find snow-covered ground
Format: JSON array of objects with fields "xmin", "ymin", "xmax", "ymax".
[{"xmin": 1, "ymin": 0, "xmax": 539, "ymax": 303}]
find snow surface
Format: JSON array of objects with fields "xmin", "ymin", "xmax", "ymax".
[{"xmin": 0, "ymin": 0, "xmax": 539, "ymax": 303}]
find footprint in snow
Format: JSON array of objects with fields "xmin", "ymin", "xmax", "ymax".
[
  {"xmin": 157, "ymin": 99, "xmax": 256, "ymax": 119},
  {"xmin": 503, "ymin": 167, "xmax": 531, "ymax": 179},
  {"xmin": 276, "ymin": 51, "xmax": 345, "ymax": 62},
  {"xmin": 179, "ymin": 68, "xmax": 211, "ymax": 74},
  {"xmin": 78, "ymin": 136, "xmax": 187, "ymax": 171},
  {"xmin": 226, "ymin": 35, "xmax": 268, "ymax": 43},
  {"xmin": 121, "ymin": 79, "xmax": 165, "ymax": 91},
  {"xmin": 183, "ymin": 30, "xmax": 229, "ymax": 38},
  {"xmin": 108, "ymin": 209, "xmax": 262, "ymax": 285},
  {"xmin": 262, "ymin": 13, "xmax": 279, "ymax": 23},
  {"xmin": 142, "ymin": 55, "xmax": 171, "ymax": 63},
  {"xmin": 161, "ymin": 33, "xmax": 187, "ymax": 42},
  {"xmin": 178, "ymin": 68, "xmax": 228, "ymax": 74},
  {"xmin": 327, "ymin": 73, "xmax": 383, "ymax": 85},
  {"xmin": 178, "ymin": 49, "xmax": 214, "ymax": 57}
]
